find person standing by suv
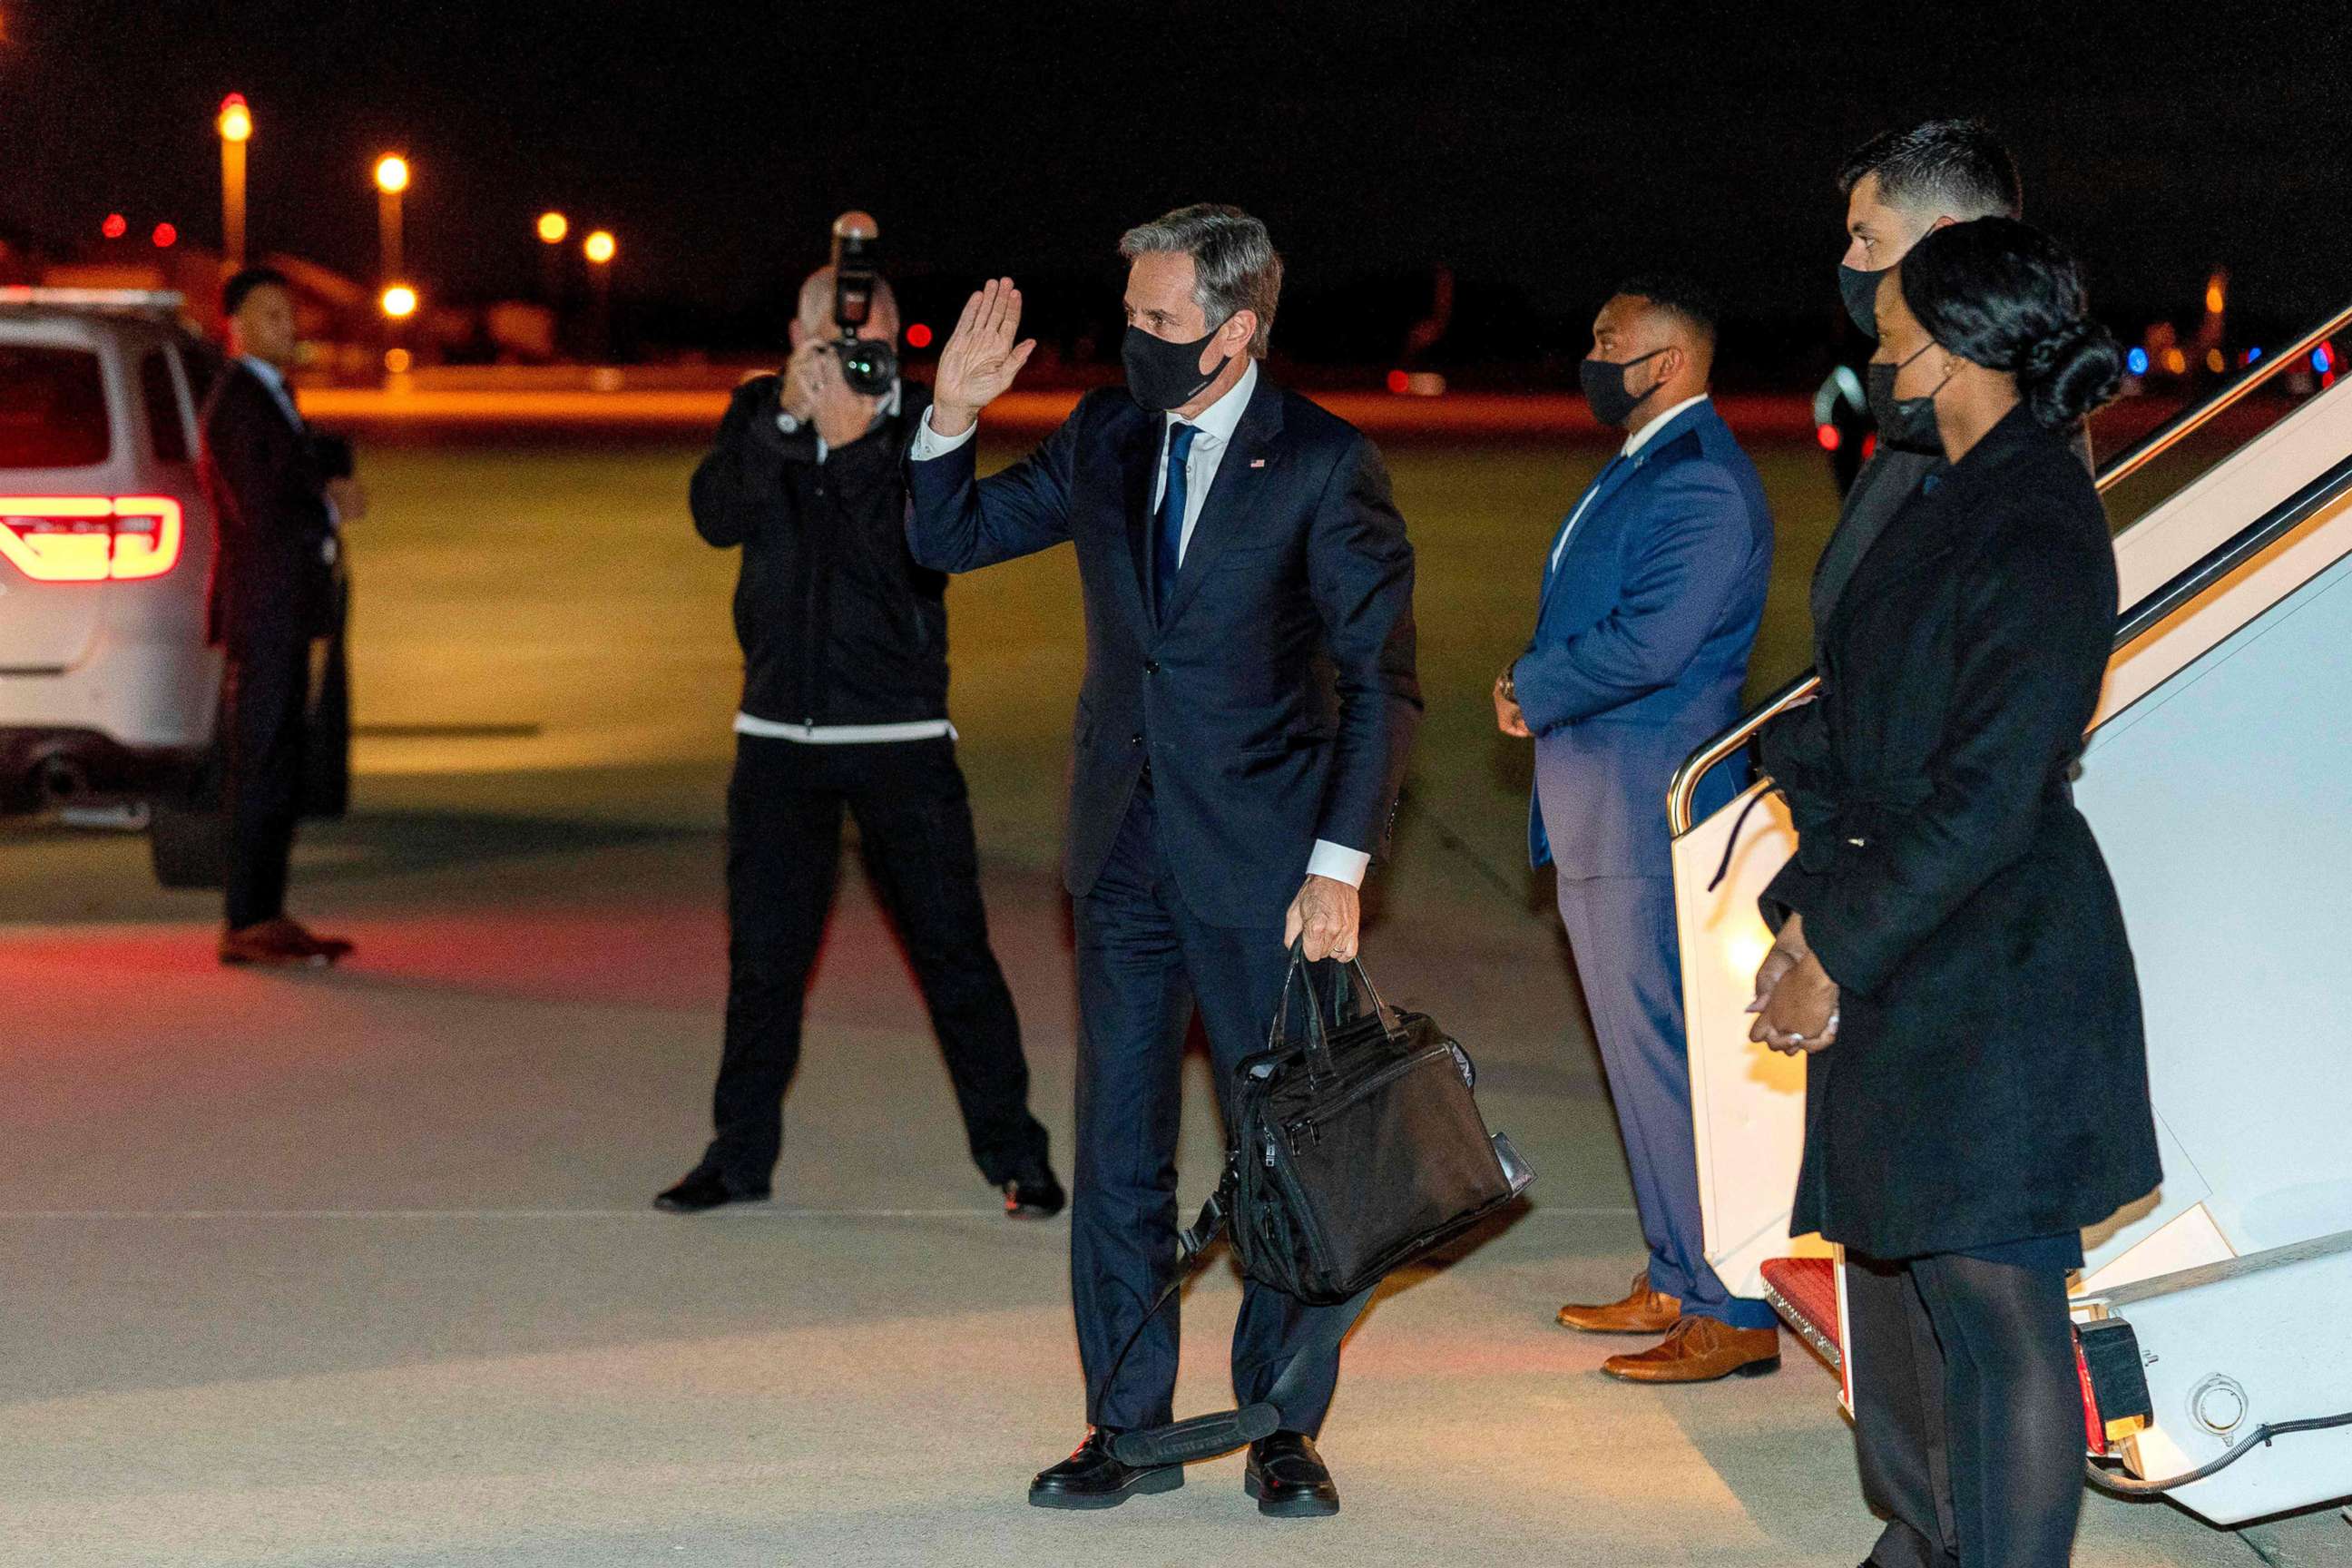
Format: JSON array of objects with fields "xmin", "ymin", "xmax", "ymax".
[
  {"xmin": 199, "ymin": 267, "xmax": 360, "ymax": 966},
  {"xmin": 654, "ymin": 266, "xmax": 1063, "ymax": 1220}
]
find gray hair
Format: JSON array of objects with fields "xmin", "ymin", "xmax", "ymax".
[{"xmin": 1118, "ymin": 203, "xmax": 1282, "ymax": 358}]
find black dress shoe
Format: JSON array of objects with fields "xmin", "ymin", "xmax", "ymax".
[
  {"xmin": 1028, "ymin": 1429, "xmax": 1182, "ymax": 1509},
  {"xmin": 652, "ymin": 1169, "xmax": 769, "ymax": 1214},
  {"xmin": 1003, "ymin": 1164, "xmax": 1067, "ymax": 1220},
  {"xmin": 1245, "ymin": 1430, "xmax": 1339, "ymax": 1518}
]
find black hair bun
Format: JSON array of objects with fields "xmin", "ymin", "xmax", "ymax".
[{"xmin": 2019, "ymin": 317, "xmax": 2122, "ymax": 429}]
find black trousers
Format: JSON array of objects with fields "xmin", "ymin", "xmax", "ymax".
[
  {"xmin": 1848, "ymin": 1250, "xmax": 2083, "ymax": 1568},
  {"xmin": 698, "ymin": 734, "xmax": 1047, "ymax": 1189},
  {"xmin": 1071, "ymin": 779, "xmax": 1360, "ymax": 1435},
  {"xmin": 223, "ymin": 636, "xmax": 312, "ymax": 930}
]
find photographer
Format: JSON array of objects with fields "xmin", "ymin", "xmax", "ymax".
[{"xmin": 655, "ymin": 255, "xmax": 1062, "ymax": 1220}]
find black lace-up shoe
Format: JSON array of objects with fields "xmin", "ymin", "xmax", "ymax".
[
  {"xmin": 1028, "ymin": 1428, "xmax": 1183, "ymax": 1509},
  {"xmin": 1244, "ymin": 1430, "xmax": 1340, "ymax": 1518},
  {"xmin": 1003, "ymin": 1164, "xmax": 1067, "ymax": 1220},
  {"xmin": 652, "ymin": 1169, "xmax": 769, "ymax": 1214}
]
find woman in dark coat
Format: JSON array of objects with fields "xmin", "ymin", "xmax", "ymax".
[{"xmin": 1749, "ymin": 217, "xmax": 2162, "ymax": 1568}]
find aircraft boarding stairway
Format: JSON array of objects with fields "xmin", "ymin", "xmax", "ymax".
[{"xmin": 1668, "ymin": 300, "xmax": 2352, "ymax": 1529}]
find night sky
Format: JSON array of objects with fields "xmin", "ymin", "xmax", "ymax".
[{"xmin": 7, "ymin": 2, "xmax": 2348, "ymax": 361}]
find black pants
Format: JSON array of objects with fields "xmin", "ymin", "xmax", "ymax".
[
  {"xmin": 223, "ymin": 636, "xmax": 311, "ymax": 930},
  {"xmin": 697, "ymin": 734, "xmax": 1047, "ymax": 1189},
  {"xmin": 1071, "ymin": 779, "xmax": 1360, "ymax": 1435},
  {"xmin": 1849, "ymin": 1250, "xmax": 2083, "ymax": 1568}
]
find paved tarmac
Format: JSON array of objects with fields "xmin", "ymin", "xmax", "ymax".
[{"xmin": 4, "ymin": 760, "xmax": 2343, "ymax": 1567}]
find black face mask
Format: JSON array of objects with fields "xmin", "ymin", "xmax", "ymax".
[
  {"xmin": 1867, "ymin": 345, "xmax": 1942, "ymax": 452},
  {"xmin": 1122, "ymin": 324, "xmax": 1232, "ymax": 415},
  {"xmin": 1839, "ymin": 263, "xmax": 1888, "ymax": 338},
  {"xmin": 1579, "ymin": 348, "xmax": 1668, "ymax": 429}
]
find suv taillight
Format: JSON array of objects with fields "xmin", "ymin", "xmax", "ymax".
[{"xmin": 0, "ymin": 495, "xmax": 182, "ymax": 582}]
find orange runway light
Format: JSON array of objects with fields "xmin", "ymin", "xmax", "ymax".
[
  {"xmin": 217, "ymin": 94, "xmax": 252, "ymax": 143},
  {"xmin": 380, "ymin": 284, "xmax": 419, "ymax": 319},
  {"xmin": 583, "ymin": 230, "xmax": 615, "ymax": 265},
  {"xmin": 0, "ymin": 495, "xmax": 183, "ymax": 582},
  {"xmin": 537, "ymin": 211, "xmax": 569, "ymax": 245},
  {"xmin": 374, "ymin": 154, "xmax": 410, "ymax": 194}
]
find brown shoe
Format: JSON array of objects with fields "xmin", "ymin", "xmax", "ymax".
[
  {"xmin": 1557, "ymin": 1269, "xmax": 1681, "ymax": 1334},
  {"xmin": 220, "ymin": 917, "xmax": 353, "ymax": 967},
  {"xmin": 1602, "ymin": 1316, "xmax": 1780, "ymax": 1383}
]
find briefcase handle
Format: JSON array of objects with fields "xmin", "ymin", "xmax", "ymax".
[{"xmin": 1271, "ymin": 940, "xmax": 1395, "ymax": 1078}]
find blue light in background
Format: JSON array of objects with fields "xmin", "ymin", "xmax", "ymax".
[
  {"xmin": 2126, "ymin": 347, "xmax": 2150, "ymax": 376},
  {"xmin": 2246, "ymin": 346, "xmax": 2263, "ymax": 365},
  {"xmin": 2316, "ymin": 345, "xmax": 2337, "ymax": 374}
]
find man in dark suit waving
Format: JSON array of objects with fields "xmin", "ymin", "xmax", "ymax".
[
  {"xmin": 1496, "ymin": 278, "xmax": 1778, "ymax": 1380},
  {"xmin": 906, "ymin": 205, "xmax": 1418, "ymax": 1517},
  {"xmin": 199, "ymin": 267, "xmax": 358, "ymax": 966}
]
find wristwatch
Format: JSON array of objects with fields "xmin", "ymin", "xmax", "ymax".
[{"xmin": 1499, "ymin": 664, "xmax": 1518, "ymax": 702}]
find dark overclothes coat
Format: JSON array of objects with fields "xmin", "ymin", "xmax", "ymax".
[{"xmin": 1760, "ymin": 404, "xmax": 2162, "ymax": 1259}]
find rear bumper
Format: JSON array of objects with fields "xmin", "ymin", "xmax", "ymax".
[{"xmin": 0, "ymin": 726, "xmax": 202, "ymax": 814}]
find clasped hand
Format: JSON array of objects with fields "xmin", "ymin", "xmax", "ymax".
[
  {"xmin": 1284, "ymin": 875, "xmax": 1361, "ymax": 963},
  {"xmin": 1749, "ymin": 913, "xmax": 1840, "ymax": 1054}
]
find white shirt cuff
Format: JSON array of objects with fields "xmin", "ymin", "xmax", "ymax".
[
  {"xmin": 1306, "ymin": 839, "xmax": 1370, "ymax": 888},
  {"xmin": 910, "ymin": 407, "xmax": 979, "ymax": 461}
]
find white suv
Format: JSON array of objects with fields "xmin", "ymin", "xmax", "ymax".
[{"xmin": 0, "ymin": 289, "xmax": 347, "ymax": 887}]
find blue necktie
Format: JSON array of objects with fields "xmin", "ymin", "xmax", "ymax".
[{"xmin": 1154, "ymin": 421, "xmax": 1198, "ymax": 618}]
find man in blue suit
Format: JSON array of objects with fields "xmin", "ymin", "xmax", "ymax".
[
  {"xmin": 1496, "ymin": 277, "xmax": 1778, "ymax": 1381},
  {"xmin": 906, "ymin": 206, "xmax": 1418, "ymax": 1516}
]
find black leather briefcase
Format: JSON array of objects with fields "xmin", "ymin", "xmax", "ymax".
[
  {"xmin": 1219, "ymin": 946, "xmax": 1531, "ymax": 1305},
  {"xmin": 1107, "ymin": 946, "xmax": 1533, "ymax": 1467}
]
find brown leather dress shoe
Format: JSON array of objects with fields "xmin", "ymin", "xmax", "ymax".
[
  {"xmin": 1602, "ymin": 1315, "xmax": 1780, "ymax": 1382},
  {"xmin": 1557, "ymin": 1269, "xmax": 1681, "ymax": 1334},
  {"xmin": 220, "ymin": 917, "xmax": 353, "ymax": 968}
]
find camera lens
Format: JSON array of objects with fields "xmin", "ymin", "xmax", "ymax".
[{"xmin": 836, "ymin": 336, "xmax": 898, "ymax": 397}]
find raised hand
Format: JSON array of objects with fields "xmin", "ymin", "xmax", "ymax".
[{"xmin": 932, "ymin": 277, "xmax": 1036, "ymax": 436}]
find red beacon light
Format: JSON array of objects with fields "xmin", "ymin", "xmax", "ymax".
[
  {"xmin": 904, "ymin": 322, "xmax": 933, "ymax": 349},
  {"xmin": 1816, "ymin": 423, "xmax": 1842, "ymax": 452},
  {"xmin": 102, "ymin": 213, "xmax": 128, "ymax": 240},
  {"xmin": 151, "ymin": 222, "xmax": 178, "ymax": 249}
]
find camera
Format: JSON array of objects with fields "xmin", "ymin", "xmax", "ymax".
[{"xmin": 829, "ymin": 211, "xmax": 898, "ymax": 397}]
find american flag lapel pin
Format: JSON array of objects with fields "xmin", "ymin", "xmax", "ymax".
[{"xmin": 1250, "ymin": 457, "xmax": 1267, "ymax": 467}]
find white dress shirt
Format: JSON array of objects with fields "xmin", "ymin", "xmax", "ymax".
[
  {"xmin": 911, "ymin": 358, "xmax": 1368, "ymax": 888},
  {"xmin": 1549, "ymin": 393, "xmax": 1711, "ymax": 575}
]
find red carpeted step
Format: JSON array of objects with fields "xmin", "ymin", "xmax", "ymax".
[{"xmin": 1761, "ymin": 1255, "xmax": 1841, "ymax": 1371}]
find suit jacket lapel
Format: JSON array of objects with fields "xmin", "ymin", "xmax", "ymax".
[
  {"xmin": 1538, "ymin": 453, "xmax": 1641, "ymax": 611},
  {"xmin": 1118, "ymin": 412, "xmax": 1161, "ymax": 630},
  {"xmin": 1161, "ymin": 375, "xmax": 1285, "ymax": 629}
]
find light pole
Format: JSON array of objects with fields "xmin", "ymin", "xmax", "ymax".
[
  {"xmin": 583, "ymin": 230, "xmax": 615, "ymax": 360},
  {"xmin": 217, "ymin": 94, "xmax": 251, "ymax": 271},
  {"xmin": 374, "ymin": 153, "xmax": 409, "ymax": 284},
  {"xmin": 536, "ymin": 211, "xmax": 568, "ymax": 309}
]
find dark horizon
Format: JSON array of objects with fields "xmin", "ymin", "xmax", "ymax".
[{"xmin": 8, "ymin": 2, "xmax": 2349, "ymax": 364}]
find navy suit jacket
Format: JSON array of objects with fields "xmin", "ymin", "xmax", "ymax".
[
  {"xmin": 198, "ymin": 361, "xmax": 343, "ymax": 652},
  {"xmin": 906, "ymin": 376, "xmax": 1420, "ymax": 928},
  {"xmin": 1518, "ymin": 399, "xmax": 1772, "ymax": 878}
]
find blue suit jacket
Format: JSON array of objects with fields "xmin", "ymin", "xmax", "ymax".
[
  {"xmin": 1518, "ymin": 399, "xmax": 1772, "ymax": 878},
  {"xmin": 905, "ymin": 377, "xmax": 1420, "ymax": 928}
]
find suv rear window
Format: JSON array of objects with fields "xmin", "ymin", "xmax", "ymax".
[
  {"xmin": 0, "ymin": 345, "xmax": 111, "ymax": 467},
  {"xmin": 140, "ymin": 348, "xmax": 190, "ymax": 462}
]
